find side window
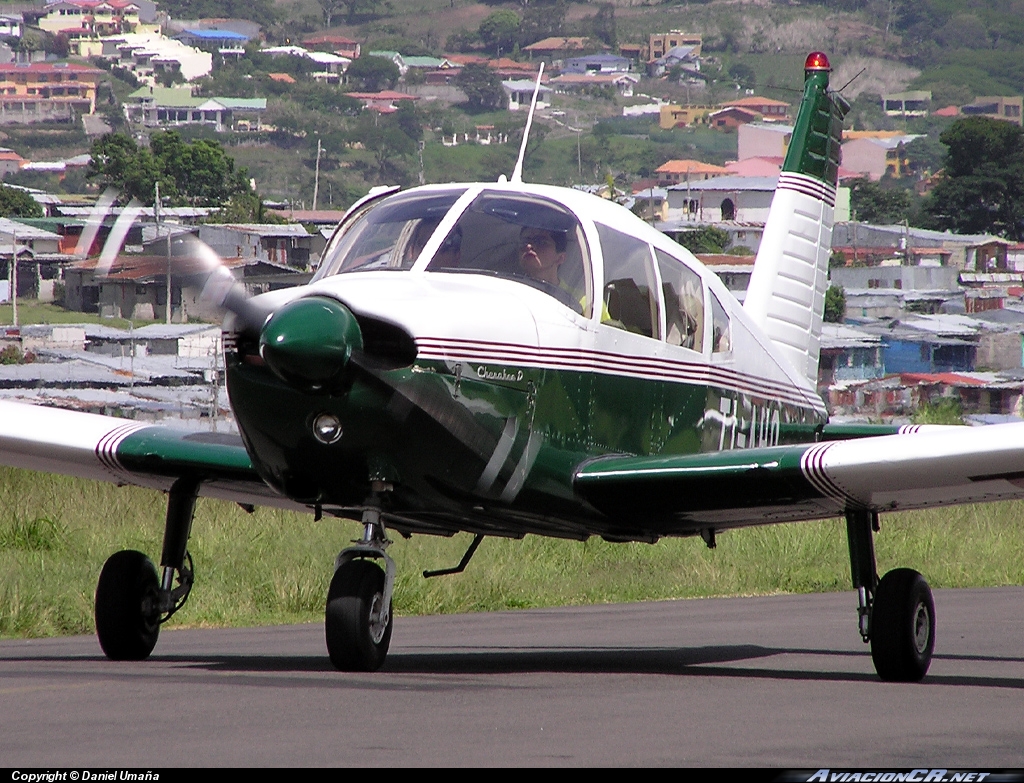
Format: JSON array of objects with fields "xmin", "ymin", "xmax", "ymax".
[
  {"xmin": 710, "ymin": 291, "xmax": 732, "ymax": 354},
  {"xmin": 655, "ymin": 248, "xmax": 704, "ymax": 353},
  {"xmin": 596, "ymin": 223, "xmax": 660, "ymax": 339}
]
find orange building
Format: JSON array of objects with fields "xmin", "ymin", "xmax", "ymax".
[
  {"xmin": 655, "ymin": 159, "xmax": 729, "ymax": 186},
  {"xmin": 0, "ymin": 62, "xmax": 103, "ymax": 123}
]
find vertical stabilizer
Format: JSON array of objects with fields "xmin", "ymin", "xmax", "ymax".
[{"xmin": 743, "ymin": 52, "xmax": 849, "ymax": 387}]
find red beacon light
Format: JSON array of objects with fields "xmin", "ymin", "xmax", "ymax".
[{"xmin": 804, "ymin": 52, "xmax": 831, "ymax": 71}]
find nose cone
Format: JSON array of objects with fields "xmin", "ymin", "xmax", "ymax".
[{"xmin": 259, "ymin": 296, "xmax": 363, "ymax": 392}]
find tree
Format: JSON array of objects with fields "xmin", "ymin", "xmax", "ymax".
[
  {"xmin": 88, "ymin": 132, "xmax": 248, "ymax": 207},
  {"xmin": 316, "ymin": 0, "xmax": 346, "ymax": 28},
  {"xmin": 925, "ymin": 117, "xmax": 1024, "ymax": 239},
  {"xmin": 478, "ymin": 10, "xmax": 520, "ymax": 56},
  {"xmin": 728, "ymin": 63, "xmax": 756, "ymax": 90},
  {"xmin": 824, "ymin": 285, "xmax": 846, "ymax": 323},
  {"xmin": 676, "ymin": 226, "xmax": 730, "ymax": 254},
  {"xmin": 0, "ymin": 184, "xmax": 43, "ymax": 218},
  {"xmin": 346, "ymin": 56, "xmax": 400, "ymax": 92},
  {"xmin": 849, "ymin": 178, "xmax": 914, "ymax": 224},
  {"xmin": 457, "ymin": 63, "xmax": 506, "ymax": 113}
]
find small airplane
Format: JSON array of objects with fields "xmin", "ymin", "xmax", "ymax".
[{"xmin": 2, "ymin": 52, "xmax": 1021, "ymax": 681}]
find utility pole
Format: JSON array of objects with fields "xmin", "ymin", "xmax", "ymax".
[
  {"xmin": 312, "ymin": 136, "xmax": 322, "ymax": 211},
  {"xmin": 10, "ymin": 229, "xmax": 17, "ymax": 327},
  {"xmin": 156, "ymin": 182, "xmax": 171, "ymax": 324}
]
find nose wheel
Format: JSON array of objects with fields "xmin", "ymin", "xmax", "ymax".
[
  {"xmin": 326, "ymin": 559, "xmax": 393, "ymax": 671},
  {"xmin": 325, "ymin": 500, "xmax": 396, "ymax": 672}
]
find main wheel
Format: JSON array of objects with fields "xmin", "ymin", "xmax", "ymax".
[
  {"xmin": 325, "ymin": 559, "xmax": 393, "ymax": 672},
  {"xmin": 870, "ymin": 568, "xmax": 935, "ymax": 682},
  {"xmin": 95, "ymin": 550, "xmax": 161, "ymax": 661}
]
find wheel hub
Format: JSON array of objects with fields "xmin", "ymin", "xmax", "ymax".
[
  {"xmin": 368, "ymin": 592, "xmax": 389, "ymax": 644},
  {"xmin": 913, "ymin": 601, "xmax": 930, "ymax": 654}
]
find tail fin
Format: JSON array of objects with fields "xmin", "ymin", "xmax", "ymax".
[{"xmin": 743, "ymin": 52, "xmax": 849, "ymax": 387}]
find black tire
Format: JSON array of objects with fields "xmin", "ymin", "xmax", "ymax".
[
  {"xmin": 325, "ymin": 560, "xmax": 393, "ymax": 672},
  {"xmin": 95, "ymin": 550, "xmax": 160, "ymax": 661},
  {"xmin": 870, "ymin": 568, "xmax": 935, "ymax": 682}
]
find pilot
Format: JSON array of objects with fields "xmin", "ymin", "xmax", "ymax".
[{"xmin": 518, "ymin": 226, "xmax": 567, "ymax": 286}]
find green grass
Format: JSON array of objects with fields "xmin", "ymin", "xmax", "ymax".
[
  {"xmin": 0, "ymin": 303, "xmax": 164, "ymax": 330},
  {"xmin": 2, "ymin": 465, "xmax": 1023, "ymax": 639}
]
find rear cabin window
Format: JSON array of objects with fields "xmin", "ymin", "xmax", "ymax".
[
  {"xmin": 710, "ymin": 291, "xmax": 732, "ymax": 354},
  {"xmin": 655, "ymin": 248, "xmax": 704, "ymax": 353},
  {"xmin": 426, "ymin": 191, "xmax": 593, "ymax": 316},
  {"xmin": 596, "ymin": 223, "xmax": 660, "ymax": 339}
]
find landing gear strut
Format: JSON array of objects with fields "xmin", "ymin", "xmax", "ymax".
[
  {"xmin": 845, "ymin": 509, "xmax": 935, "ymax": 682},
  {"xmin": 95, "ymin": 477, "xmax": 199, "ymax": 660},
  {"xmin": 325, "ymin": 499, "xmax": 395, "ymax": 671}
]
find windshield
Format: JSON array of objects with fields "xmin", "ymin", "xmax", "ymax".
[
  {"xmin": 425, "ymin": 191, "xmax": 592, "ymax": 316},
  {"xmin": 313, "ymin": 188, "xmax": 467, "ymax": 279}
]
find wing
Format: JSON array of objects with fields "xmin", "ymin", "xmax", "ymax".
[
  {"xmin": 0, "ymin": 400, "xmax": 305, "ymax": 512},
  {"xmin": 574, "ymin": 423, "xmax": 1024, "ymax": 531}
]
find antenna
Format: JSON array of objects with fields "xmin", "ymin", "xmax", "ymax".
[{"xmin": 510, "ymin": 63, "xmax": 544, "ymax": 184}]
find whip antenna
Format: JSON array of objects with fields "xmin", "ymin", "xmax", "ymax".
[{"xmin": 510, "ymin": 63, "xmax": 544, "ymax": 184}]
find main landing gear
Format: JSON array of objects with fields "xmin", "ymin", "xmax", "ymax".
[
  {"xmin": 325, "ymin": 500, "xmax": 395, "ymax": 671},
  {"xmin": 95, "ymin": 478, "xmax": 199, "ymax": 660},
  {"xmin": 846, "ymin": 509, "xmax": 935, "ymax": 682}
]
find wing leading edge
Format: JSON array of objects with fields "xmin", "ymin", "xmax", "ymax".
[
  {"xmin": 0, "ymin": 400, "xmax": 303, "ymax": 511},
  {"xmin": 574, "ymin": 423, "xmax": 1024, "ymax": 530}
]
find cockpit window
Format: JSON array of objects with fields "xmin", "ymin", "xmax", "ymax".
[
  {"xmin": 313, "ymin": 189, "xmax": 466, "ymax": 279},
  {"xmin": 425, "ymin": 191, "xmax": 592, "ymax": 316}
]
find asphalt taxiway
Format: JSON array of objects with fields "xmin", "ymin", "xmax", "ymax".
[{"xmin": 2, "ymin": 588, "xmax": 1023, "ymax": 766}]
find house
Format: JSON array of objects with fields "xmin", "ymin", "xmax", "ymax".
[
  {"xmin": 35, "ymin": 0, "xmax": 145, "ymax": 39},
  {"xmin": 547, "ymin": 72, "xmax": 638, "ymax": 98},
  {"xmin": 737, "ymin": 123, "xmax": 793, "ymax": 160},
  {"xmin": 0, "ymin": 217, "xmax": 72, "ymax": 301},
  {"xmin": 0, "ymin": 14, "xmax": 23, "ymax": 39},
  {"xmin": 0, "ymin": 148, "xmax": 26, "ymax": 177},
  {"xmin": 302, "ymin": 34, "xmax": 361, "ymax": 60},
  {"xmin": 818, "ymin": 322, "xmax": 885, "ymax": 393},
  {"xmin": 0, "ymin": 62, "xmax": 103, "ymax": 122},
  {"xmin": 706, "ymin": 105, "xmax": 761, "ymax": 130},
  {"xmin": 648, "ymin": 32, "xmax": 702, "ymax": 60},
  {"xmin": 123, "ymin": 87, "xmax": 266, "ymax": 131},
  {"xmin": 562, "ymin": 54, "xmax": 631, "ymax": 75},
  {"xmin": 522, "ymin": 37, "xmax": 597, "ymax": 61},
  {"xmin": 63, "ymin": 253, "xmax": 243, "ymax": 321},
  {"xmin": 502, "ymin": 80, "xmax": 551, "ymax": 111},
  {"xmin": 345, "ymin": 90, "xmax": 418, "ymax": 113},
  {"xmin": 961, "ymin": 96, "xmax": 1023, "ymax": 126},
  {"xmin": 841, "ymin": 134, "xmax": 923, "ymax": 180},
  {"xmin": 649, "ymin": 45, "xmax": 701, "ymax": 79},
  {"xmin": 722, "ymin": 96, "xmax": 789, "ymax": 120},
  {"xmin": 658, "ymin": 104, "xmax": 715, "ymax": 129},
  {"xmin": 882, "ymin": 91, "xmax": 931, "ymax": 117},
  {"xmin": 172, "ymin": 29, "xmax": 249, "ymax": 57},
  {"xmin": 655, "ymin": 159, "xmax": 729, "ymax": 187},
  {"xmin": 197, "ymin": 223, "xmax": 316, "ymax": 269},
  {"xmin": 832, "ymin": 222, "xmax": 997, "ymax": 269},
  {"xmin": 85, "ymin": 34, "xmax": 213, "ymax": 83},
  {"xmin": 665, "ymin": 175, "xmax": 778, "ymax": 222}
]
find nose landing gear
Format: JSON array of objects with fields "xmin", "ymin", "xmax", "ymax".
[{"xmin": 325, "ymin": 500, "xmax": 395, "ymax": 672}]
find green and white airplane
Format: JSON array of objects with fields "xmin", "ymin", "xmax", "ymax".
[{"xmin": 0, "ymin": 53, "xmax": 1017, "ymax": 681}]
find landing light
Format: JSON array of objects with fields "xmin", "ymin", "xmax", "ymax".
[
  {"xmin": 313, "ymin": 412, "xmax": 343, "ymax": 445},
  {"xmin": 805, "ymin": 52, "xmax": 831, "ymax": 71}
]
